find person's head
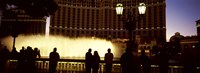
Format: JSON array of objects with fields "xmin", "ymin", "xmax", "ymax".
[
  {"xmin": 94, "ymin": 51, "xmax": 99, "ymax": 56},
  {"xmin": 22, "ymin": 46, "xmax": 25, "ymax": 50},
  {"xmin": 27, "ymin": 46, "xmax": 32, "ymax": 51},
  {"xmin": 88, "ymin": 48, "xmax": 92, "ymax": 52},
  {"xmin": 107, "ymin": 48, "xmax": 111, "ymax": 53},
  {"xmin": 34, "ymin": 48, "xmax": 38, "ymax": 51},
  {"xmin": 53, "ymin": 48, "xmax": 57, "ymax": 52}
]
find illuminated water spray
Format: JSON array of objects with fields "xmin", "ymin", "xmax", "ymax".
[
  {"xmin": 45, "ymin": 17, "xmax": 50, "ymax": 37},
  {"xmin": 1, "ymin": 17, "xmax": 125, "ymax": 58},
  {"xmin": 1, "ymin": 35, "xmax": 124, "ymax": 58}
]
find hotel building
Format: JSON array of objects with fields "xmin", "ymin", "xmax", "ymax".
[
  {"xmin": 0, "ymin": 10, "xmax": 46, "ymax": 38},
  {"xmin": 50, "ymin": 0, "xmax": 166, "ymax": 44}
]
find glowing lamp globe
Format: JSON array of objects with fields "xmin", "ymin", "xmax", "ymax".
[
  {"xmin": 138, "ymin": 3, "xmax": 146, "ymax": 14},
  {"xmin": 116, "ymin": 3, "xmax": 123, "ymax": 15}
]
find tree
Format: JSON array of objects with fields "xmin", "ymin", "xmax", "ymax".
[
  {"xmin": 169, "ymin": 32, "xmax": 183, "ymax": 56},
  {"xmin": 0, "ymin": 0, "xmax": 58, "ymax": 18}
]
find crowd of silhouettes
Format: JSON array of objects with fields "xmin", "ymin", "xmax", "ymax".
[
  {"xmin": 0, "ymin": 46, "xmax": 41, "ymax": 73},
  {"xmin": 1, "ymin": 44, "xmax": 200, "ymax": 73},
  {"xmin": 120, "ymin": 47, "xmax": 169, "ymax": 73},
  {"xmin": 85, "ymin": 48, "xmax": 114, "ymax": 73},
  {"xmin": 120, "ymin": 48, "xmax": 140, "ymax": 73},
  {"xmin": 85, "ymin": 48, "xmax": 101, "ymax": 73},
  {"xmin": 0, "ymin": 46, "xmax": 10, "ymax": 73},
  {"xmin": 14, "ymin": 46, "xmax": 41, "ymax": 73},
  {"xmin": 0, "ymin": 46, "xmax": 61, "ymax": 73}
]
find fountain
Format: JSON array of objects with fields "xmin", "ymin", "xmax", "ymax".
[
  {"xmin": 0, "ymin": 17, "xmax": 125, "ymax": 59},
  {"xmin": 1, "ymin": 35, "xmax": 125, "ymax": 58}
]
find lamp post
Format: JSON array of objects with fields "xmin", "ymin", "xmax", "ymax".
[{"xmin": 116, "ymin": 2, "xmax": 146, "ymax": 52}]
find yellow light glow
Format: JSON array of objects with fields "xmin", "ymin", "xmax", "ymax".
[
  {"xmin": 45, "ymin": 17, "xmax": 50, "ymax": 37},
  {"xmin": 145, "ymin": 50, "xmax": 150, "ymax": 53},
  {"xmin": 138, "ymin": 50, "xmax": 150, "ymax": 53},
  {"xmin": 116, "ymin": 3, "xmax": 123, "ymax": 15},
  {"xmin": 138, "ymin": 3, "xmax": 146, "ymax": 14},
  {"xmin": 138, "ymin": 50, "xmax": 141, "ymax": 53},
  {"xmin": 1, "ymin": 35, "xmax": 122, "ymax": 58},
  {"xmin": 197, "ymin": 23, "xmax": 200, "ymax": 27}
]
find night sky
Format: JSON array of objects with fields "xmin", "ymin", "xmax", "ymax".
[{"xmin": 166, "ymin": 0, "xmax": 200, "ymax": 41}]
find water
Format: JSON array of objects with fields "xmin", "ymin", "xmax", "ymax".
[{"xmin": 1, "ymin": 35, "xmax": 125, "ymax": 58}]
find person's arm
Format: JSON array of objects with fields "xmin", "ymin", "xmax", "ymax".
[
  {"xmin": 38, "ymin": 50, "xmax": 41, "ymax": 58},
  {"xmin": 49, "ymin": 53, "xmax": 51, "ymax": 60},
  {"xmin": 112, "ymin": 53, "xmax": 114, "ymax": 60},
  {"xmin": 58, "ymin": 53, "xmax": 60, "ymax": 59},
  {"xmin": 98, "ymin": 56, "xmax": 101, "ymax": 62}
]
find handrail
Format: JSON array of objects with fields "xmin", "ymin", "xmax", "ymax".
[
  {"xmin": 7, "ymin": 58, "xmax": 195, "ymax": 73},
  {"xmin": 34, "ymin": 58, "xmax": 121, "ymax": 63}
]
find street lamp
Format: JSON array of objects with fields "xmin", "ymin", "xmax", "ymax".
[
  {"xmin": 116, "ymin": 3, "xmax": 123, "ymax": 15},
  {"xmin": 116, "ymin": 3, "xmax": 146, "ymax": 15},
  {"xmin": 116, "ymin": 2, "xmax": 146, "ymax": 52},
  {"xmin": 138, "ymin": 3, "xmax": 146, "ymax": 15}
]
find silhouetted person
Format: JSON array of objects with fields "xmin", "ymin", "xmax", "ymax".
[
  {"xmin": 17, "ymin": 47, "xmax": 26, "ymax": 73},
  {"xmin": 34, "ymin": 48, "xmax": 41, "ymax": 58},
  {"xmin": 26, "ymin": 46, "xmax": 36, "ymax": 73},
  {"xmin": 92, "ymin": 51, "xmax": 100, "ymax": 73},
  {"xmin": 0, "ymin": 46, "xmax": 10, "ymax": 73},
  {"xmin": 85, "ymin": 48, "xmax": 93, "ymax": 73},
  {"xmin": 139, "ymin": 49, "xmax": 151, "ymax": 73},
  {"xmin": 120, "ymin": 48, "xmax": 140, "ymax": 73},
  {"xmin": 158, "ymin": 48, "xmax": 169, "ymax": 73},
  {"xmin": 49, "ymin": 48, "xmax": 60, "ymax": 73},
  {"xmin": 104, "ymin": 48, "xmax": 113, "ymax": 73},
  {"xmin": 11, "ymin": 47, "xmax": 19, "ymax": 59}
]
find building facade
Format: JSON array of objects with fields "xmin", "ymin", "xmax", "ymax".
[
  {"xmin": 196, "ymin": 19, "xmax": 200, "ymax": 37},
  {"xmin": 50, "ymin": 0, "xmax": 166, "ymax": 44},
  {"xmin": 0, "ymin": 9, "xmax": 46, "ymax": 38}
]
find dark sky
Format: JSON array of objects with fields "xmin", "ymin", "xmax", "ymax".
[{"xmin": 166, "ymin": 0, "xmax": 200, "ymax": 40}]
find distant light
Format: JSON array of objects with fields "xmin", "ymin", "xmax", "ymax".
[
  {"xmin": 192, "ymin": 45, "xmax": 195, "ymax": 48},
  {"xmin": 138, "ymin": 50, "xmax": 141, "ymax": 52},
  {"xmin": 138, "ymin": 3, "xmax": 146, "ymax": 14},
  {"xmin": 197, "ymin": 23, "xmax": 200, "ymax": 27},
  {"xmin": 197, "ymin": 67, "xmax": 200, "ymax": 69},
  {"xmin": 145, "ymin": 50, "xmax": 150, "ymax": 53},
  {"xmin": 116, "ymin": 3, "xmax": 123, "ymax": 15},
  {"xmin": 6, "ymin": 4, "xmax": 17, "ymax": 10}
]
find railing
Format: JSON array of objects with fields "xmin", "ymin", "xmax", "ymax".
[
  {"xmin": 7, "ymin": 58, "xmax": 121, "ymax": 73},
  {"xmin": 6, "ymin": 58, "xmax": 198, "ymax": 73}
]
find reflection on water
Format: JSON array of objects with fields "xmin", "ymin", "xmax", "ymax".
[{"xmin": 1, "ymin": 35, "xmax": 124, "ymax": 58}]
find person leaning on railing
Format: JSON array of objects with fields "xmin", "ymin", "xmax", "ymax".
[{"xmin": 49, "ymin": 48, "xmax": 60, "ymax": 73}]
